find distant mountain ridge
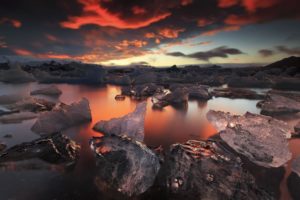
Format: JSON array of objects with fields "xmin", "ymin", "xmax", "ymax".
[{"xmin": 265, "ymin": 56, "xmax": 300, "ymax": 68}]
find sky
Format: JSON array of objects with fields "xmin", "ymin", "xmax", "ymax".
[{"xmin": 0, "ymin": 0, "xmax": 300, "ymax": 66}]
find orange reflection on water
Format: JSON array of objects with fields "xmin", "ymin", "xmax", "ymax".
[
  {"xmin": 56, "ymin": 84, "xmax": 234, "ymax": 148},
  {"xmin": 2, "ymin": 82, "xmax": 296, "ymax": 199},
  {"xmin": 201, "ymin": 122, "xmax": 218, "ymax": 139},
  {"xmin": 59, "ymin": 85, "xmax": 139, "ymax": 173},
  {"xmin": 280, "ymin": 138, "xmax": 300, "ymax": 200}
]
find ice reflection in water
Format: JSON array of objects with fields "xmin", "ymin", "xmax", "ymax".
[{"xmin": 0, "ymin": 82, "xmax": 298, "ymax": 200}]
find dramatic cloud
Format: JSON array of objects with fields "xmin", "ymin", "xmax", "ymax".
[
  {"xmin": 60, "ymin": 0, "xmax": 173, "ymax": 29},
  {"xmin": 0, "ymin": 0, "xmax": 299, "ymax": 64},
  {"xmin": 144, "ymin": 27, "xmax": 185, "ymax": 45},
  {"xmin": 259, "ymin": 49, "xmax": 274, "ymax": 57},
  {"xmin": 158, "ymin": 28, "xmax": 185, "ymax": 39},
  {"xmin": 166, "ymin": 46, "xmax": 244, "ymax": 61}
]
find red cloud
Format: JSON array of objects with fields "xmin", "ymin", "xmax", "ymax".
[
  {"xmin": 158, "ymin": 27, "xmax": 185, "ymax": 38},
  {"xmin": 0, "ymin": 18, "xmax": 22, "ymax": 28},
  {"xmin": 201, "ymin": 25, "xmax": 240, "ymax": 36},
  {"xmin": 242, "ymin": 0, "xmax": 280, "ymax": 12},
  {"xmin": 115, "ymin": 40, "xmax": 148, "ymax": 50},
  {"xmin": 14, "ymin": 48, "xmax": 32, "ymax": 56},
  {"xmin": 42, "ymin": 54, "xmax": 72, "ymax": 59},
  {"xmin": 13, "ymin": 48, "xmax": 73, "ymax": 60},
  {"xmin": 218, "ymin": 0, "xmax": 239, "ymax": 8},
  {"xmin": 77, "ymin": 47, "xmax": 152, "ymax": 63},
  {"xmin": 145, "ymin": 32, "xmax": 156, "ymax": 39},
  {"xmin": 45, "ymin": 34, "xmax": 62, "ymax": 43},
  {"xmin": 218, "ymin": 0, "xmax": 280, "ymax": 12},
  {"xmin": 132, "ymin": 6, "xmax": 147, "ymax": 15},
  {"xmin": 181, "ymin": 0, "xmax": 193, "ymax": 6},
  {"xmin": 12, "ymin": 36, "xmax": 152, "ymax": 63},
  {"xmin": 197, "ymin": 18, "xmax": 214, "ymax": 27},
  {"xmin": 224, "ymin": 14, "xmax": 258, "ymax": 25},
  {"xmin": 61, "ymin": 0, "xmax": 171, "ymax": 29},
  {"xmin": 10, "ymin": 19, "xmax": 22, "ymax": 28},
  {"xmin": 82, "ymin": 28, "xmax": 123, "ymax": 48},
  {"xmin": 145, "ymin": 27, "xmax": 185, "ymax": 44}
]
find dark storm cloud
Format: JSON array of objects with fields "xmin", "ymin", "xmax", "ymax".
[
  {"xmin": 166, "ymin": 46, "xmax": 244, "ymax": 61},
  {"xmin": 259, "ymin": 49, "xmax": 274, "ymax": 57},
  {"xmin": 0, "ymin": 0, "xmax": 299, "ymax": 63}
]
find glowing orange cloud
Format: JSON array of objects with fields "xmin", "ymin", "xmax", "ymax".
[
  {"xmin": 61, "ymin": 0, "xmax": 171, "ymax": 29},
  {"xmin": 224, "ymin": 14, "xmax": 259, "ymax": 25},
  {"xmin": 115, "ymin": 40, "xmax": 148, "ymax": 50},
  {"xmin": 158, "ymin": 27, "xmax": 185, "ymax": 38},
  {"xmin": 145, "ymin": 27, "xmax": 185, "ymax": 44},
  {"xmin": 14, "ymin": 48, "xmax": 32, "ymax": 56},
  {"xmin": 11, "ymin": 19, "xmax": 21, "ymax": 28},
  {"xmin": 77, "ymin": 47, "xmax": 152, "ymax": 63},
  {"xmin": 0, "ymin": 18, "xmax": 22, "ymax": 28},
  {"xmin": 42, "ymin": 54, "xmax": 72, "ymax": 59},
  {"xmin": 145, "ymin": 32, "xmax": 156, "ymax": 39},
  {"xmin": 12, "ymin": 43, "xmax": 153, "ymax": 63},
  {"xmin": 242, "ymin": 0, "xmax": 279, "ymax": 12},
  {"xmin": 201, "ymin": 25, "xmax": 240, "ymax": 36},
  {"xmin": 13, "ymin": 48, "xmax": 72, "ymax": 60}
]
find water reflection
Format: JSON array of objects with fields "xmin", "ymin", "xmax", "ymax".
[
  {"xmin": 0, "ymin": 83, "xmax": 262, "ymax": 148},
  {"xmin": 280, "ymin": 138, "xmax": 300, "ymax": 200},
  {"xmin": 3, "ymin": 82, "xmax": 294, "ymax": 200}
]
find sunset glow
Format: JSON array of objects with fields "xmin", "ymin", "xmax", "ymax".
[{"xmin": 0, "ymin": 0, "xmax": 299, "ymax": 66}]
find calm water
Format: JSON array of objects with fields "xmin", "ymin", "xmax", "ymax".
[{"xmin": 0, "ymin": 83, "xmax": 299, "ymax": 200}]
